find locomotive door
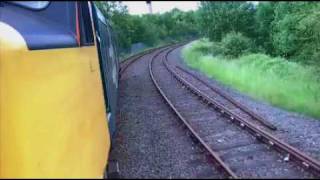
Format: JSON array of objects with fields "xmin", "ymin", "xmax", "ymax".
[{"xmin": 91, "ymin": 5, "xmax": 118, "ymax": 137}]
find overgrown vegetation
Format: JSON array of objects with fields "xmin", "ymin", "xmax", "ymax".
[
  {"xmin": 95, "ymin": 1, "xmax": 199, "ymax": 57},
  {"xmin": 220, "ymin": 32, "xmax": 252, "ymax": 58},
  {"xmin": 182, "ymin": 40, "xmax": 320, "ymax": 118},
  {"xmin": 180, "ymin": 2, "xmax": 320, "ymax": 118},
  {"xmin": 95, "ymin": 1, "xmax": 320, "ymax": 118},
  {"xmin": 198, "ymin": 1, "xmax": 320, "ymax": 65}
]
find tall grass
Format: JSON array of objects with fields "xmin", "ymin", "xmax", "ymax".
[{"xmin": 182, "ymin": 40, "xmax": 320, "ymax": 119}]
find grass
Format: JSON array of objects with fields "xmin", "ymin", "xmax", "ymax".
[{"xmin": 182, "ymin": 39, "xmax": 320, "ymax": 119}]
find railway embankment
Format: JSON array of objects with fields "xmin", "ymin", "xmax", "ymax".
[{"xmin": 110, "ymin": 44, "xmax": 320, "ymax": 178}]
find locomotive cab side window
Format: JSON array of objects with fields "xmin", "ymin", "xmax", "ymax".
[
  {"xmin": 2, "ymin": 1, "xmax": 78, "ymax": 50},
  {"xmin": 78, "ymin": 2, "xmax": 94, "ymax": 46},
  {"xmin": 7, "ymin": 1, "xmax": 50, "ymax": 10}
]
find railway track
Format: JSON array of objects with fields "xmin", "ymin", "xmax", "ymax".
[
  {"xmin": 119, "ymin": 43, "xmax": 174, "ymax": 76},
  {"xmin": 117, "ymin": 43, "xmax": 227, "ymax": 178},
  {"xmin": 149, "ymin": 44, "xmax": 237, "ymax": 178},
  {"xmin": 119, "ymin": 39, "xmax": 195, "ymax": 75},
  {"xmin": 149, "ymin": 44, "xmax": 320, "ymax": 178},
  {"xmin": 173, "ymin": 66, "xmax": 277, "ymax": 131}
]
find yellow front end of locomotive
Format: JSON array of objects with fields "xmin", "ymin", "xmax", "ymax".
[{"xmin": 0, "ymin": 22, "xmax": 110, "ymax": 178}]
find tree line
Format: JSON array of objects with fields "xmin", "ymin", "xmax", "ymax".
[
  {"xmin": 198, "ymin": 1, "xmax": 320, "ymax": 65},
  {"xmin": 95, "ymin": 1, "xmax": 199, "ymax": 55},
  {"xmin": 95, "ymin": 1, "xmax": 320, "ymax": 65}
]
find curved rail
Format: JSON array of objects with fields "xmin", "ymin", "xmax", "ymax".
[
  {"xmin": 119, "ymin": 39, "xmax": 197, "ymax": 75},
  {"xmin": 149, "ymin": 44, "xmax": 237, "ymax": 178},
  {"xmin": 119, "ymin": 44, "xmax": 170, "ymax": 76},
  {"xmin": 164, "ymin": 45, "xmax": 320, "ymax": 177},
  {"xmin": 175, "ymin": 66, "xmax": 277, "ymax": 131}
]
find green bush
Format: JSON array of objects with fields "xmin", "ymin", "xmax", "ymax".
[
  {"xmin": 210, "ymin": 42, "xmax": 224, "ymax": 55},
  {"xmin": 271, "ymin": 2, "xmax": 320, "ymax": 65},
  {"xmin": 190, "ymin": 38, "xmax": 212, "ymax": 54},
  {"xmin": 187, "ymin": 39, "xmax": 224, "ymax": 56},
  {"xmin": 220, "ymin": 32, "xmax": 252, "ymax": 58}
]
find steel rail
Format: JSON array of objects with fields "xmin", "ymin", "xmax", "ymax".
[
  {"xmin": 149, "ymin": 44, "xmax": 237, "ymax": 179},
  {"xmin": 175, "ymin": 66, "xmax": 277, "ymax": 131},
  {"xmin": 119, "ymin": 45, "xmax": 168, "ymax": 75},
  {"xmin": 119, "ymin": 39, "xmax": 193, "ymax": 75},
  {"xmin": 164, "ymin": 46, "xmax": 320, "ymax": 177}
]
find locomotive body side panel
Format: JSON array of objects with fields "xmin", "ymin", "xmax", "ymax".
[{"xmin": 0, "ymin": 5, "xmax": 110, "ymax": 178}]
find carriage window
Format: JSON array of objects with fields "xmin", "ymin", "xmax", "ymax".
[{"xmin": 78, "ymin": 2, "xmax": 94, "ymax": 46}]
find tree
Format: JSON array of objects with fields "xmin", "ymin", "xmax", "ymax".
[
  {"xmin": 198, "ymin": 1, "xmax": 256, "ymax": 41},
  {"xmin": 95, "ymin": 2, "xmax": 133, "ymax": 51},
  {"xmin": 255, "ymin": 2, "xmax": 276, "ymax": 54},
  {"xmin": 272, "ymin": 2, "xmax": 320, "ymax": 64},
  {"xmin": 95, "ymin": 2, "xmax": 200, "ymax": 54}
]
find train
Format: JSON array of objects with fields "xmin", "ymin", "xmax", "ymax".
[{"xmin": 0, "ymin": 1, "xmax": 119, "ymax": 178}]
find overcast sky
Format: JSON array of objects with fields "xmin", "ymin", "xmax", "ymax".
[{"xmin": 121, "ymin": 1, "xmax": 200, "ymax": 15}]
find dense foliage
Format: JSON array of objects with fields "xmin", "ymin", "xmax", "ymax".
[
  {"xmin": 198, "ymin": 1, "xmax": 320, "ymax": 65},
  {"xmin": 94, "ymin": 1, "xmax": 320, "ymax": 117},
  {"xmin": 184, "ymin": 2, "xmax": 320, "ymax": 118},
  {"xmin": 220, "ymin": 32, "xmax": 252, "ymax": 58},
  {"xmin": 94, "ymin": 1, "xmax": 320, "ymax": 65},
  {"xmin": 198, "ymin": 2, "xmax": 256, "ymax": 42},
  {"xmin": 95, "ymin": 1, "xmax": 199, "ymax": 56},
  {"xmin": 272, "ymin": 2, "xmax": 320, "ymax": 65}
]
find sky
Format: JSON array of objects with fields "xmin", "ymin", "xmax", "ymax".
[{"xmin": 121, "ymin": 1, "xmax": 200, "ymax": 15}]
